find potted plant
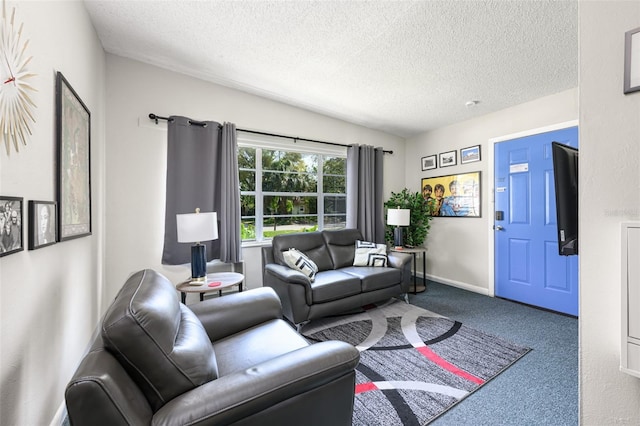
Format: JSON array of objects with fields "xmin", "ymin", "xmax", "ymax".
[{"xmin": 384, "ymin": 188, "xmax": 435, "ymax": 248}]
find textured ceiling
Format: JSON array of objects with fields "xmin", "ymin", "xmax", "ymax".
[{"xmin": 83, "ymin": 0, "xmax": 578, "ymax": 138}]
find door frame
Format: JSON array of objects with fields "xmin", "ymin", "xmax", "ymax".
[{"xmin": 486, "ymin": 120, "xmax": 579, "ymax": 297}]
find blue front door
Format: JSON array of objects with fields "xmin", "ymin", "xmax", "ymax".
[{"xmin": 494, "ymin": 126, "xmax": 579, "ymax": 316}]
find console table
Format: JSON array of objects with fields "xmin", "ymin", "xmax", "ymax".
[{"xmin": 390, "ymin": 247, "xmax": 427, "ymax": 294}]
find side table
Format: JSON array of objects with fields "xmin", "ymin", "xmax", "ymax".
[
  {"xmin": 176, "ymin": 272, "xmax": 244, "ymax": 304},
  {"xmin": 390, "ymin": 247, "xmax": 427, "ymax": 294}
]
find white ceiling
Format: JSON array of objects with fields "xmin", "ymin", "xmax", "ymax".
[{"xmin": 83, "ymin": 0, "xmax": 578, "ymax": 138}]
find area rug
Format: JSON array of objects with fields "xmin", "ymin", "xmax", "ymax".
[{"xmin": 301, "ymin": 299, "xmax": 531, "ymax": 426}]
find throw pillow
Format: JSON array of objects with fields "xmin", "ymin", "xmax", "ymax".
[
  {"xmin": 353, "ymin": 240, "xmax": 388, "ymax": 267},
  {"xmin": 283, "ymin": 248, "xmax": 318, "ymax": 282}
]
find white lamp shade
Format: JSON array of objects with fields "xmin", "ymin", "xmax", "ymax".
[
  {"xmin": 176, "ymin": 211, "xmax": 218, "ymax": 243},
  {"xmin": 387, "ymin": 208, "xmax": 410, "ymax": 226}
]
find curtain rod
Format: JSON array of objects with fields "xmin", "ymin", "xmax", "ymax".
[{"xmin": 148, "ymin": 113, "xmax": 393, "ymax": 154}]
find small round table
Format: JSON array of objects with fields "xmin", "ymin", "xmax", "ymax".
[{"xmin": 176, "ymin": 272, "xmax": 244, "ymax": 304}]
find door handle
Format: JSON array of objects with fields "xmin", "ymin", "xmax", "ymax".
[{"xmin": 495, "ymin": 225, "xmax": 505, "ymax": 231}]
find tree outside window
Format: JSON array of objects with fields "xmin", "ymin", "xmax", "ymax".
[{"xmin": 239, "ymin": 146, "xmax": 346, "ymax": 241}]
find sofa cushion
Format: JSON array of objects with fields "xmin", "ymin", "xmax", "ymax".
[
  {"xmin": 311, "ymin": 270, "xmax": 362, "ymax": 303},
  {"xmin": 101, "ymin": 269, "xmax": 218, "ymax": 411},
  {"xmin": 214, "ymin": 319, "xmax": 310, "ymax": 376},
  {"xmin": 341, "ymin": 266, "xmax": 402, "ymax": 292},
  {"xmin": 322, "ymin": 228, "xmax": 363, "ymax": 269},
  {"xmin": 272, "ymin": 232, "xmax": 334, "ymax": 271},
  {"xmin": 283, "ymin": 248, "xmax": 318, "ymax": 281},
  {"xmin": 353, "ymin": 240, "xmax": 388, "ymax": 267}
]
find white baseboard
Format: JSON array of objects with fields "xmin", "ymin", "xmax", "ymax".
[{"xmin": 420, "ymin": 272, "xmax": 490, "ymax": 296}]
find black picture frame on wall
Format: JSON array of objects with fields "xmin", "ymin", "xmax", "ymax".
[
  {"xmin": 0, "ymin": 196, "xmax": 24, "ymax": 257},
  {"xmin": 56, "ymin": 72, "xmax": 92, "ymax": 241},
  {"xmin": 624, "ymin": 26, "xmax": 640, "ymax": 94},
  {"xmin": 439, "ymin": 150, "xmax": 457, "ymax": 167},
  {"xmin": 460, "ymin": 145, "xmax": 481, "ymax": 164},
  {"xmin": 28, "ymin": 201, "xmax": 57, "ymax": 250},
  {"xmin": 421, "ymin": 155, "xmax": 437, "ymax": 170}
]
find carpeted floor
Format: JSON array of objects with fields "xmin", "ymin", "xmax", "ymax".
[
  {"xmin": 301, "ymin": 298, "xmax": 531, "ymax": 425},
  {"xmin": 410, "ymin": 280, "xmax": 578, "ymax": 426},
  {"xmin": 62, "ymin": 279, "xmax": 577, "ymax": 426}
]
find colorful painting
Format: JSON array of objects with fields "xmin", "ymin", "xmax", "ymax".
[
  {"xmin": 421, "ymin": 171, "xmax": 481, "ymax": 217},
  {"xmin": 56, "ymin": 72, "xmax": 91, "ymax": 241}
]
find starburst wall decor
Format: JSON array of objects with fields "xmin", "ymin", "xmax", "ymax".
[{"xmin": 0, "ymin": 0, "xmax": 37, "ymax": 155}]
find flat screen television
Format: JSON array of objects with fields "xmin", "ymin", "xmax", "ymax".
[{"xmin": 551, "ymin": 142, "xmax": 579, "ymax": 256}]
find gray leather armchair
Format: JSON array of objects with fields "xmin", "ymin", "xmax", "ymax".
[{"xmin": 65, "ymin": 269, "xmax": 360, "ymax": 425}]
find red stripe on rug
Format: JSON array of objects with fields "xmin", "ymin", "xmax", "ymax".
[
  {"xmin": 417, "ymin": 346, "xmax": 485, "ymax": 385},
  {"xmin": 355, "ymin": 382, "xmax": 379, "ymax": 394}
]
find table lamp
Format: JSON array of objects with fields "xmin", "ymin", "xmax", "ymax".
[
  {"xmin": 387, "ymin": 207, "xmax": 410, "ymax": 249},
  {"xmin": 177, "ymin": 209, "xmax": 218, "ymax": 284}
]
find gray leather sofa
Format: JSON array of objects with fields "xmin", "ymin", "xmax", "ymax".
[
  {"xmin": 65, "ymin": 269, "xmax": 360, "ymax": 426},
  {"xmin": 262, "ymin": 228, "xmax": 412, "ymax": 327}
]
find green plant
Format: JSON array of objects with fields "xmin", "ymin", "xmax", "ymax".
[
  {"xmin": 384, "ymin": 188, "xmax": 435, "ymax": 247},
  {"xmin": 241, "ymin": 222, "xmax": 256, "ymax": 240}
]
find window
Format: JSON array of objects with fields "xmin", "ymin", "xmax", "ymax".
[{"xmin": 238, "ymin": 135, "xmax": 347, "ymax": 242}]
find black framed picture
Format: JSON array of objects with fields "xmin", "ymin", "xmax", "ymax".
[
  {"xmin": 28, "ymin": 201, "xmax": 57, "ymax": 250},
  {"xmin": 460, "ymin": 145, "xmax": 481, "ymax": 164},
  {"xmin": 439, "ymin": 150, "xmax": 457, "ymax": 168},
  {"xmin": 56, "ymin": 72, "xmax": 92, "ymax": 241},
  {"xmin": 0, "ymin": 196, "xmax": 24, "ymax": 256},
  {"xmin": 421, "ymin": 171, "xmax": 481, "ymax": 217},
  {"xmin": 421, "ymin": 155, "xmax": 437, "ymax": 171}
]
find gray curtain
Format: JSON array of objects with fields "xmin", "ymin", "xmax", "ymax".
[
  {"xmin": 162, "ymin": 116, "xmax": 242, "ymax": 265},
  {"xmin": 219, "ymin": 123, "xmax": 241, "ymax": 262},
  {"xmin": 346, "ymin": 144, "xmax": 385, "ymax": 243}
]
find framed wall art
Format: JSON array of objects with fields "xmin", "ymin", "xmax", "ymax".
[
  {"xmin": 624, "ymin": 26, "xmax": 640, "ymax": 94},
  {"xmin": 56, "ymin": 72, "xmax": 92, "ymax": 241},
  {"xmin": 439, "ymin": 150, "xmax": 457, "ymax": 167},
  {"xmin": 421, "ymin": 155, "xmax": 437, "ymax": 171},
  {"xmin": 28, "ymin": 201, "xmax": 57, "ymax": 250},
  {"xmin": 421, "ymin": 171, "xmax": 481, "ymax": 217},
  {"xmin": 460, "ymin": 145, "xmax": 481, "ymax": 164},
  {"xmin": 0, "ymin": 196, "xmax": 24, "ymax": 256}
]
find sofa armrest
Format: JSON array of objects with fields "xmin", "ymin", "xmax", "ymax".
[
  {"xmin": 387, "ymin": 251, "xmax": 412, "ymax": 269},
  {"xmin": 387, "ymin": 251, "xmax": 413, "ymax": 292},
  {"xmin": 189, "ymin": 287, "xmax": 283, "ymax": 341},
  {"xmin": 264, "ymin": 263, "xmax": 312, "ymax": 285},
  {"xmin": 151, "ymin": 341, "xmax": 360, "ymax": 426},
  {"xmin": 264, "ymin": 263, "xmax": 314, "ymax": 306},
  {"xmin": 66, "ymin": 347, "xmax": 153, "ymax": 426},
  {"xmin": 263, "ymin": 264, "xmax": 315, "ymax": 324}
]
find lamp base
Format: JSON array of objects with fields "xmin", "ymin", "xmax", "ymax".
[
  {"xmin": 190, "ymin": 243, "xmax": 207, "ymax": 284},
  {"xmin": 393, "ymin": 227, "xmax": 404, "ymax": 249},
  {"xmin": 187, "ymin": 276, "xmax": 206, "ymax": 286}
]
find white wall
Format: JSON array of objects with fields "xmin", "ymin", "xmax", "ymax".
[
  {"xmin": 104, "ymin": 55, "xmax": 406, "ymax": 298},
  {"xmin": 404, "ymin": 89, "xmax": 578, "ymax": 293},
  {"xmin": 0, "ymin": 1, "xmax": 105, "ymax": 424},
  {"xmin": 580, "ymin": 1, "xmax": 640, "ymax": 423},
  {"xmin": 0, "ymin": 2, "xmax": 635, "ymax": 424}
]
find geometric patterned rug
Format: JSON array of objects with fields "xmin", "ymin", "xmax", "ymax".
[{"xmin": 301, "ymin": 299, "xmax": 531, "ymax": 425}]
